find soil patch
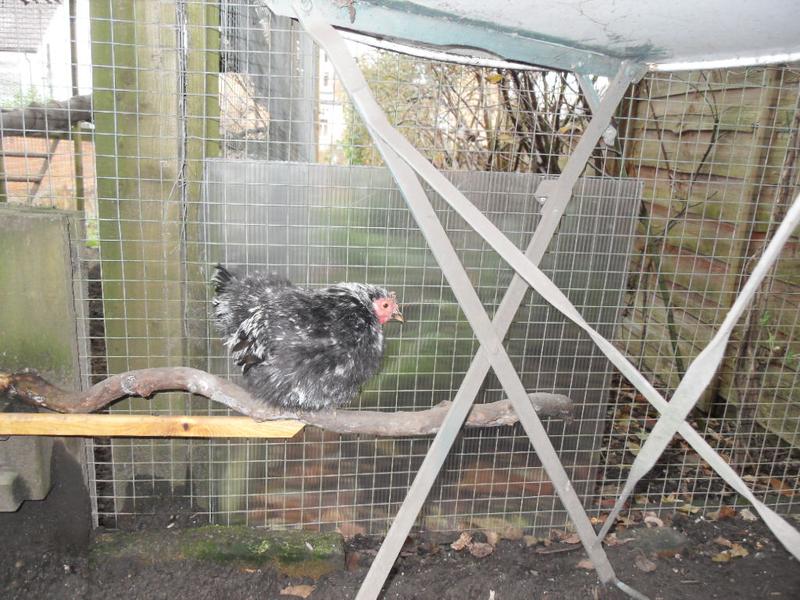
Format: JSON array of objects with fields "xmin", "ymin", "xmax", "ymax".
[{"xmin": 2, "ymin": 502, "xmax": 798, "ymax": 599}]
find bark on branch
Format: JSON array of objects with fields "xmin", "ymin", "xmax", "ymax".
[
  {"xmin": 0, "ymin": 367, "xmax": 573, "ymax": 437},
  {"xmin": 0, "ymin": 94, "xmax": 92, "ymax": 139}
]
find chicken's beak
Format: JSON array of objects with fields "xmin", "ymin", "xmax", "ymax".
[{"xmin": 391, "ymin": 309, "xmax": 405, "ymax": 324}]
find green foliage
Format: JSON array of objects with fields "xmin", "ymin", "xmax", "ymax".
[
  {"xmin": 343, "ymin": 52, "xmax": 429, "ymax": 166},
  {"xmin": 340, "ymin": 52, "xmax": 592, "ymax": 173},
  {"xmin": 786, "ymin": 349, "xmax": 799, "ymax": 369},
  {"xmin": 84, "ymin": 218, "xmax": 100, "ymax": 248},
  {"xmin": 1, "ymin": 87, "xmax": 47, "ymax": 109},
  {"xmin": 92, "ymin": 527, "xmax": 342, "ymax": 579}
]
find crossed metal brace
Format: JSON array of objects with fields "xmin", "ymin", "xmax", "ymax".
[{"xmin": 290, "ymin": 3, "xmax": 800, "ymax": 599}]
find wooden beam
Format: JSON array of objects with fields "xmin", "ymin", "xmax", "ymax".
[
  {"xmin": 1, "ymin": 367, "xmax": 574, "ymax": 437},
  {"xmin": 90, "ymin": 0, "xmax": 186, "ymax": 397},
  {"xmin": 183, "ymin": 0, "xmax": 221, "ymax": 364},
  {"xmin": 0, "ymin": 413, "xmax": 305, "ymax": 439},
  {"xmin": 0, "ymin": 95, "xmax": 92, "ymax": 139}
]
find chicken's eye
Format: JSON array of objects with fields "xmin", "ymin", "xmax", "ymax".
[{"xmin": 382, "ymin": 302, "xmax": 389, "ymax": 309}]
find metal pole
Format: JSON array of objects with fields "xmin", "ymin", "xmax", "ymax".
[
  {"xmin": 364, "ymin": 115, "xmax": 625, "ymax": 599},
  {"xmin": 0, "ymin": 150, "xmax": 7, "ymax": 203},
  {"xmin": 290, "ymin": 5, "xmax": 650, "ymax": 599},
  {"xmin": 69, "ymin": 0, "xmax": 86, "ymax": 212},
  {"xmin": 354, "ymin": 65, "xmax": 641, "ymax": 600}
]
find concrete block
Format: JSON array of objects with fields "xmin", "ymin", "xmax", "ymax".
[
  {"xmin": 1, "ymin": 206, "xmax": 87, "ymax": 511},
  {"xmin": 0, "ymin": 436, "xmax": 53, "ymax": 511}
]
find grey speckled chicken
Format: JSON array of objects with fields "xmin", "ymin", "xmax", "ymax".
[{"xmin": 211, "ymin": 265, "xmax": 403, "ymax": 410}]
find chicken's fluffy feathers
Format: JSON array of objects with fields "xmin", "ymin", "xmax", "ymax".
[{"xmin": 212, "ymin": 265, "xmax": 399, "ymax": 410}]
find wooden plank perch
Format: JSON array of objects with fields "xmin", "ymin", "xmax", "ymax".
[
  {"xmin": 0, "ymin": 367, "xmax": 573, "ymax": 438},
  {"xmin": 0, "ymin": 414, "xmax": 304, "ymax": 439}
]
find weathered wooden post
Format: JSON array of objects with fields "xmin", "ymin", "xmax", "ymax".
[{"xmin": 89, "ymin": 0, "xmax": 219, "ymax": 502}]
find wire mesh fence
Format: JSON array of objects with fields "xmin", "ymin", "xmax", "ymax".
[{"xmin": 0, "ymin": 0, "xmax": 797, "ymax": 534}]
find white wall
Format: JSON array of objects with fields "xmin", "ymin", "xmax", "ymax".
[{"xmin": 0, "ymin": 0, "xmax": 92, "ymax": 105}]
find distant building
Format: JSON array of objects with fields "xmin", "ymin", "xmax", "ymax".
[
  {"xmin": 318, "ymin": 50, "xmax": 346, "ymax": 163},
  {"xmin": 0, "ymin": 0, "xmax": 91, "ymax": 105}
]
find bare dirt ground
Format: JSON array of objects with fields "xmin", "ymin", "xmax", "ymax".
[{"xmin": 1, "ymin": 444, "xmax": 798, "ymax": 600}]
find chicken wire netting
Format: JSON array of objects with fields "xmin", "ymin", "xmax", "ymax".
[{"xmin": 0, "ymin": 1, "xmax": 798, "ymax": 534}]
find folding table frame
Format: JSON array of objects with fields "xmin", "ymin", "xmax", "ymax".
[{"xmin": 284, "ymin": 4, "xmax": 800, "ymax": 599}]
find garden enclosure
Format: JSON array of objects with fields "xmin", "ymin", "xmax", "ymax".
[{"xmin": 0, "ymin": 0, "xmax": 798, "ymax": 554}]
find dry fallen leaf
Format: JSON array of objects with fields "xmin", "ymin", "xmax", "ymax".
[
  {"xmin": 769, "ymin": 478, "xmax": 796, "ymax": 498},
  {"xmin": 523, "ymin": 535, "xmax": 540, "ymax": 547},
  {"xmin": 468, "ymin": 542, "xmax": 495, "ymax": 558},
  {"xmin": 644, "ymin": 515, "xmax": 664, "ymax": 528},
  {"xmin": 677, "ymin": 503, "xmax": 700, "ymax": 515},
  {"xmin": 662, "ymin": 494, "xmax": 680, "ymax": 504},
  {"xmin": 281, "ymin": 584, "xmax": 316, "ymax": 598},
  {"xmin": 604, "ymin": 533, "xmax": 634, "ymax": 547},
  {"xmin": 451, "ymin": 532, "xmax": 473, "ymax": 551},
  {"xmin": 591, "ymin": 515, "xmax": 607, "ymax": 526},
  {"xmin": 563, "ymin": 533, "xmax": 581, "ymax": 545},
  {"xmin": 634, "ymin": 554, "xmax": 657, "ymax": 573},
  {"xmin": 740, "ymin": 508, "xmax": 758, "ymax": 522},
  {"xmin": 729, "ymin": 543, "xmax": 749, "ymax": 558},
  {"xmin": 502, "ymin": 526, "xmax": 524, "ymax": 541},
  {"xmin": 712, "ymin": 550, "xmax": 732, "ymax": 563},
  {"xmin": 718, "ymin": 505, "xmax": 736, "ymax": 519},
  {"xmin": 486, "ymin": 531, "xmax": 501, "ymax": 547},
  {"xmin": 708, "ymin": 506, "xmax": 736, "ymax": 521},
  {"xmin": 576, "ymin": 558, "xmax": 595, "ymax": 570},
  {"xmin": 711, "ymin": 544, "xmax": 748, "ymax": 562},
  {"xmin": 713, "ymin": 536, "xmax": 733, "ymax": 548},
  {"xmin": 634, "ymin": 495, "xmax": 650, "ymax": 505}
]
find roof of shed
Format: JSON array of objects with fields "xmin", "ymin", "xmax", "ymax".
[{"xmin": 268, "ymin": 0, "xmax": 800, "ymax": 76}]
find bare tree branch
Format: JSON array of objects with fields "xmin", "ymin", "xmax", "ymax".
[
  {"xmin": 0, "ymin": 94, "xmax": 92, "ymax": 139},
  {"xmin": 0, "ymin": 367, "xmax": 573, "ymax": 437}
]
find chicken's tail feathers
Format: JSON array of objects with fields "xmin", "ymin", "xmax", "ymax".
[{"xmin": 212, "ymin": 263, "xmax": 236, "ymax": 294}]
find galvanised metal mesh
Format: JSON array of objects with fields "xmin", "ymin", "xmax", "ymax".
[{"xmin": 0, "ymin": 1, "xmax": 797, "ymax": 533}]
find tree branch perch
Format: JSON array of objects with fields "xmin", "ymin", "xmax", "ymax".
[
  {"xmin": 0, "ymin": 94, "xmax": 92, "ymax": 139},
  {"xmin": 0, "ymin": 367, "xmax": 573, "ymax": 437}
]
